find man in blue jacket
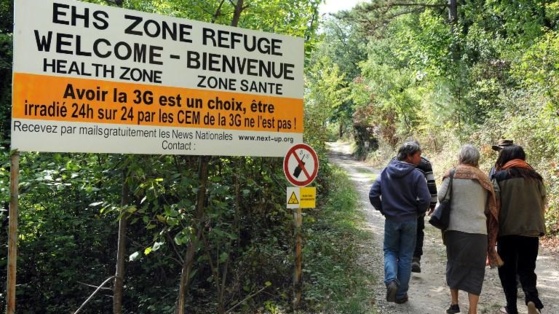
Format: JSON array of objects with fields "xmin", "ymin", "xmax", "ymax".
[{"xmin": 369, "ymin": 141, "xmax": 431, "ymax": 304}]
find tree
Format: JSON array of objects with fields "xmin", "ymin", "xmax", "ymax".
[{"xmin": 2, "ymin": 0, "xmax": 325, "ymax": 313}]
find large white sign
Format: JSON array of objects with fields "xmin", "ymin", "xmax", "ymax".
[{"xmin": 12, "ymin": 0, "xmax": 304, "ymax": 156}]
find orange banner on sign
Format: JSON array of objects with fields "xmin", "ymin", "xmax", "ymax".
[{"xmin": 12, "ymin": 73, "xmax": 303, "ymax": 133}]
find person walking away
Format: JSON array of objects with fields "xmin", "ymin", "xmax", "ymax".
[
  {"xmin": 369, "ymin": 141, "xmax": 431, "ymax": 304},
  {"xmin": 489, "ymin": 139, "xmax": 523, "ymax": 295},
  {"xmin": 412, "ymin": 155, "xmax": 438, "ymax": 273},
  {"xmin": 440, "ymin": 144, "xmax": 502, "ymax": 314},
  {"xmin": 492, "ymin": 145, "xmax": 546, "ymax": 314}
]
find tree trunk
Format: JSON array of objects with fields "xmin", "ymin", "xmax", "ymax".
[
  {"xmin": 177, "ymin": 2, "xmax": 246, "ymax": 312},
  {"xmin": 113, "ymin": 169, "xmax": 129, "ymax": 314},
  {"xmin": 448, "ymin": 0, "xmax": 457, "ymax": 23},
  {"xmin": 6, "ymin": 152, "xmax": 20, "ymax": 314},
  {"xmin": 231, "ymin": 0, "xmax": 244, "ymax": 27},
  {"xmin": 176, "ymin": 156, "xmax": 210, "ymax": 314}
]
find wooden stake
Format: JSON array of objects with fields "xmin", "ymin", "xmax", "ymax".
[
  {"xmin": 7, "ymin": 151, "xmax": 20, "ymax": 314},
  {"xmin": 293, "ymin": 207, "xmax": 303, "ymax": 311}
]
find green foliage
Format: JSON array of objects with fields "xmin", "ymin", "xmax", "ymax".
[
  {"xmin": 305, "ymin": 14, "xmax": 370, "ymax": 144},
  {"xmin": 326, "ymin": 0, "xmax": 559, "ymax": 234},
  {"xmin": 305, "ymin": 56, "xmax": 349, "ymax": 131},
  {"xmin": 543, "ymin": 163, "xmax": 559, "ymax": 235},
  {"xmin": 512, "ymin": 32, "xmax": 559, "ymax": 113},
  {"xmin": 1, "ymin": 153, "xmax": 120, "ymax": 313},
  {"xmin": 0, "ymin": 1, "xmax": 12, "ymax": 144},
  {"xmin": 0, "ymin": 147, "xmax": 8, "ymax": 226},
  {"xmin": 0, "ymin": 0, "xmax": 12, "ymax": 33},
  {"xmin": 1, "ymin": 1, "xmax": 328, "ymax": 313}
]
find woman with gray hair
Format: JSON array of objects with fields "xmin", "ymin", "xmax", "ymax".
[{"xmin": 439, "ymin": 144, "xmax": 502, "ymax": 314}]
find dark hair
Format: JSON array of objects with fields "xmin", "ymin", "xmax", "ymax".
[
  {"xmin": 495, "ymin": 145, "xmax": 525, "ymax": 168},
  {"xmin": 396, "ymin": 141, "xmax": 421, "ymax": 161},
  {"xmin": 495, "ymin": 145, "xmax": 542, "ymax": 181}
]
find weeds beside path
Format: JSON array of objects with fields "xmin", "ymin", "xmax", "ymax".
[{"xmin": 327, "ymin": 141, "xmax": 559, "ymax": 314}]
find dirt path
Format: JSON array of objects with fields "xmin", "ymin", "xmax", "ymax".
[{"xmin": 327, "ymin": 141, "xmax": 559, "ymax": 314}]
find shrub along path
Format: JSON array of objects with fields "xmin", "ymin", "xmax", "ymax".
[{"xmin": 327, "ymin": 141, "xmax": 559, "ymax": 314}]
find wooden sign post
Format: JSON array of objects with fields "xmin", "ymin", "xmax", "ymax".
[
  {"xmin": 7, "ymin": 151, "xmax": 20, "ymax": 314},
  {"xmin": 283, "ymin": 144, "xmax": 319, "ymax": 311}
]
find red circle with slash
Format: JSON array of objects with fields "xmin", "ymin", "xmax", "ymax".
[{"xmin": 283, "ymin": 143, "xmax": 319, "ymax": 186}]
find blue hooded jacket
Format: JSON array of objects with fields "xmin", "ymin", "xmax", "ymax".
[{"xmin": 369, "ymin": 159, "xmax": 431, "ymax": 222}]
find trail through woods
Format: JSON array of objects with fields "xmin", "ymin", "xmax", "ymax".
[{"xmin": 327, "ymin": 141, "xmax": 559, "ymax": 314}]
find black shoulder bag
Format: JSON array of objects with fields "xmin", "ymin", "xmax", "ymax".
[{"xmin": 428, "ymin": 169, "xmax": 455, "ymax": 230}]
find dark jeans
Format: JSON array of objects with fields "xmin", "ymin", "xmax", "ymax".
[
  {"xmin": 497, "ymin": 235, "xmax": 543, "ymax": 313},
  {"xmin": 413, "ymin": 214, "xmax": 425, "ymax": 259}
]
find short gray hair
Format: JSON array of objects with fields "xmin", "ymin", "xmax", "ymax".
[
  {"xmin": 397, "ymin": 141, "xmax": 421, "ymax": 161},
  {"xmin": 458, "ymin": 144, "xmax": 480, "ymax": 166}
]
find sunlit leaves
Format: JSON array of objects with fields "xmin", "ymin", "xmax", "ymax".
[{"xmin": 512, "ymin": 32, "xmax": 559, "ymax": 111}]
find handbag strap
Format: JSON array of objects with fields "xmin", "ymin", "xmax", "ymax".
[{"xmin": 442, "ymin": 169, "xmax": 455, "ymax": 200}]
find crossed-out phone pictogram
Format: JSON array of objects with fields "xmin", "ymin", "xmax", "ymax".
[{"xmin": 283, "ymin": 144, "xmax": 318, "ymax": 186}]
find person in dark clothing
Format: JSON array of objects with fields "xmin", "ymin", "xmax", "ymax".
[
  {"xmin": 369, "ymin": 141, "xmax": 431, "ymax": 304},
  {"xmin": 489, "ymin": 139, "xmax": 523, "ymax": 297},
  {"xmin": 387, "ymin": 141, "xmax": 438, "ymax": 273},
  {"xmin": 493, "ymin": 145, "xmax": 546, "ymax": 314},
  {"xmin": 412, "ymin": 156, "xmax": 438, "ymax": 273}
]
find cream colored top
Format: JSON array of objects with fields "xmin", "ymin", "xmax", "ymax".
[{"xmin": 438, "ymin": 177, "xmax": 488, "ymax": 235}]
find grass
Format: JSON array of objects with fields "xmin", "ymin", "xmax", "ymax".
[{"xmin": 301, "ymin": 166, "xmax": 378, "ymax": 314}]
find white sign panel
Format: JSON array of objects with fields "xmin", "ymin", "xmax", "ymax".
[{"xmin": 12, "ymin": 0, "xmax": 304, "ymax": 156}]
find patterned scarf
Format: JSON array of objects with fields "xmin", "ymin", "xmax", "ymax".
[
  {"xmin": 501, "ymin": 159, "xmax": 533, "ymax": 170},
  {"xmin": 443, "ymin": 164, "xmax": 503, "ymax": 267}
]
